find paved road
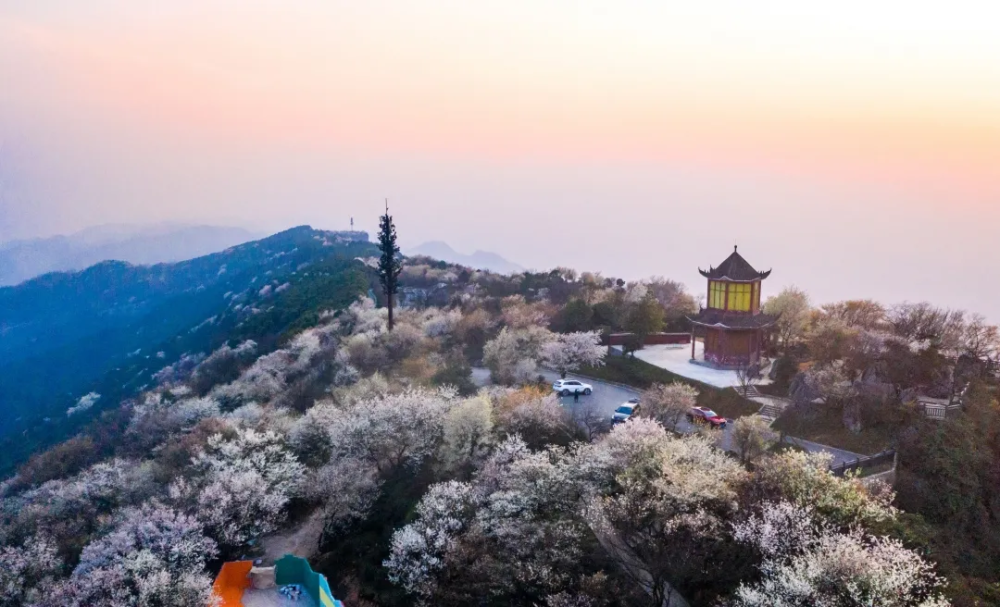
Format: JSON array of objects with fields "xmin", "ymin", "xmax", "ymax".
[
  {"xmin": 471, "ymin": 368, "xmax": 864, "ymax": 466},
  {"xmin": 474, "ymin": 367, "xmax": 735, "ymax": 450},
  {"xmin": 783, "ymin": 436, "xmax": 866, "ymax": 467}
]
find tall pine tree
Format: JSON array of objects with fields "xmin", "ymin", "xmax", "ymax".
[{"xmin": 377, "ymin": 200, "xmax": 403, "ymax": 331}]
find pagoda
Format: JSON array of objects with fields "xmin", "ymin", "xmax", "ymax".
[{"xmin": 687, "ymin": 246, "xmax": 778, "ymax": 368}]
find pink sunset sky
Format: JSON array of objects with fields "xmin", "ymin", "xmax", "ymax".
[{"xmin": 1, "ymin": 1, "xmax": 999, "ymax": 317}]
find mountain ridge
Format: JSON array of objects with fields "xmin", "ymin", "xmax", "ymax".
[
  {"xmin": 0, "ymin": 223, "xmax": 263, "ymax": 286},
  {"xmin": 0, "ymin": 226, "xmax": 375, "ymax": 472},
  {"xmin": 407, "ymin": 240, "xmax": 524, "ymax": 274}
]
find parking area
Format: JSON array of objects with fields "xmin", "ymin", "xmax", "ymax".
[
  {"xmin": 532, "ymin": 369, "xmax": 737, "ymax": 450},
  {"xmin": 471, "ymin": 367, "xmax": 862, "ymax": 465}
]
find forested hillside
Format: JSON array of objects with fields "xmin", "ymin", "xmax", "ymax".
[
  {"xmin": 0, "ymin": 226, "xmax": 375, "ymax": 474},
  {"xmin": 4, "ymin": 245, "xmax": 996, "ymax": 606}
]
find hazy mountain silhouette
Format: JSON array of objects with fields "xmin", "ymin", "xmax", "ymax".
[
  {"xmin": 0, "ymin": 223, "xmax": 262, "ymax": 286},
  {"xmin": 407, "ymin": 241, "xmax": 524, "ymax": 274}
]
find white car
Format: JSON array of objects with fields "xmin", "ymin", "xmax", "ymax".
[{"xmin": 552, "ymin": 379, "xmax": 593, "ymax": 396}]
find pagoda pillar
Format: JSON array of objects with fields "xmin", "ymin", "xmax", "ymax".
[{"xmin": 690, "ymin": 327, "xmax": 696, "ymax": 360}]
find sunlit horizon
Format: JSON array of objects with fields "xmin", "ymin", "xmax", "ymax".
[{"xmin": 2, "ymin": 0, "xmax": 999, "ymax": 317}]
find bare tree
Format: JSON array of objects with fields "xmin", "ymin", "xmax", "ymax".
[
  {"xmin": 734, "ymin": 359, "xmax": 761, "ymax": 397},
  {"xmin": 571, "ymin": 399, "xmax": 610, "ymax": 441},
  {"xmin": 962, "ymin": 313, "xmax": 1000, "ymax": 360},
  {"xmin": 731, "ymin": 415, "xmax": 774, "ymax": 466}
]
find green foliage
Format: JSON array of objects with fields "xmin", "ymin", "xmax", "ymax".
[
  {"xmin": 770, "ymin": 355, "xmax": 799, "ymax": 392},
  {"xmin": 377, "ymin": 205, "xmax": 403, "ymax": 330},
  {"xmin": 893, "ymin": 383, "xmax": 1000, "ymax": 604},
  {"xmin": 550, "ymin": 299, "xmax": 594, "ymax": 333},
  {"xmin": 591, "ymin": 301, "xmax": 617, "ymax": 329},
  {"xmin": 9, "ymin": 436, "xmax": 100, "ymax": 491},
  {"xmin": 431, "ymin": 362, "xmax": 478, "ymax": 396},
  {"xmin": 771, "ymin": 397, "xmax": 912, "ymax": 455},
  {"xmin": 625, "ymin": 294, "xmax": 664, "ymax": 341}
]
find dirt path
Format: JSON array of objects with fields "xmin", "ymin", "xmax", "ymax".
[{"xmin": 260, "ymin": 509, "xmax": 325, "ymax": 565}]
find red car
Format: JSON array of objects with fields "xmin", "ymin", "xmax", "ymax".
[{"xmin": 688, "ymin": 406, "xmax": 728, "ymax": 428}]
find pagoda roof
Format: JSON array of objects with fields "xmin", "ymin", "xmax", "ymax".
[
  {"xmin": 688, "ymin": 308, "xmax": 779, "ymax": 330},
  {"xmin": 699, "ymin": 246, "xmax": 771, "ymax": 281}
]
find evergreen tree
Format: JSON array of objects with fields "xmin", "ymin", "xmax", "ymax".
[{"xmin": 377, "ymin": 201, "xmax": 403, "ymax": 331}]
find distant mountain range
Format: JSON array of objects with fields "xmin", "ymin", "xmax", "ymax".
[
  {"xmin": 407, "ymin": 241, "xmax": 524, "ymax": 274},
  {"xmin": 0, "ymin": 224, "xmax": 263, "ymax": 286}
]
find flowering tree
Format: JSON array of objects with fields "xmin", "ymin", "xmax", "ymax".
[
  {"xmin": 742, "ymin": 450, "xmax": 896, "ymax": 529},
  {"xmin": 127, "ymin": 393, "xmax": 221, "ymax": 450},
  {"xmin": 764, "ymin": 287, "xmax": 811, "ymax": 354},
  {"xmin": 188, "ymin": 340, "xmax": 257, "ymax": 393},
  {"xmin": 579, "ymin": 419, "xmax": 745, "ymax": 607},
  {"xmin": 66, "ymin": 392, "xmax": 100, "ymax": 416},
  {"xmin": 37, "ymin": 503, "xmax": 218, "ymax": 606},
  {"xmin": 484, "ymin": 327, "xmax": 553, "ymax": 385},
  {"xmin": 0, "ymin": 535, "xmax": 62, "ymax": 607},
  {"xmin": 492, "ymin": 389, "xmax": 576, "ymax": 449},
  {"xmin": 3, "ymin": 459, "xmax": 158, "ymax": 559},
  {"xmin": 326, "ymin": 389, "xmax": 453, "ymax": 474},
  {"xmin": 730, "ymin": 416, "xmax": 774, "ymax": 466},
  {"xmin": 438, "ymin": 396, "xmax": 495, "ymax": 475},
  {"xmin": 540, "ymin": 331, "xmax": 606, "ymax": 378},
  {"xmin": 386, "ymin": 437, "xmax": 596, "ymax": 604},
  {"xmin": 420, "ymin": 307, "xmax": 463, "ymax": 338},
  {"xmin": 307, "ymin": 458, "xmax": 382, "ymax": 535},
  {"xmin": 180, "ymin": 428, "xmax": 305, "ymax": 550},
  {"xmin": 638, "ymin": 382, "xmax": 698, "ymax": 430},
  {"xmin": 384, "ymin": 480, "xmax": 478, "ymax": 598},
  {"xmin": 729, "ymin": 501, "xmax": 948, "ymax": 607}
]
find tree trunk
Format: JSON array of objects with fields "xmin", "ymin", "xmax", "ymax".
[{"xmin": 387, "ymin": 294, "xmax": 394, "ymax": 331}]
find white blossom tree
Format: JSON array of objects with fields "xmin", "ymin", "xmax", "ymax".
[
  {"xmin": 484, "ymin": 327, "xmax": 542, "ymax": 385},
  {"xmin": 579, "ymin": 419, "xmax": 745, "ymax": 607},
  {"xmin": 638, "ymin": 382, "xmax": 698, "ymax": 430},
  {"xmin": 541, "ymin": 331, "xmax": 606, "ymax": 378},
  {"xmin": 729, "ymin": 501, "xmax": 948, "ymax": 607},
  {"xmin": 307, "ymin": 458, "xmax": 382, "ymax": 534},
  {"xmin": 764, "ymin": 287, "xmax": 811, "ymax": 353},
  {"xmin": 66, "ymin": 392, "xmax": 100, "ymax": 416},
  {"xmin": 50, "ymin": 503, "xmax": 218, "ymax": 607},
  {"xmin": 0, "ymin": 535, "xmax": 62, "ymax": 607},
  {"xmin": 326, "ymin": 389, "xmax": 453, "ymax": 474},
  {"xmin": 178, "ymin": 428, "xmax": 306, "ymax": 549},
  {"xmin": 438, "ymin": 396, "xmax": 495, "ymax": 475},
  {"xmin": 384, "ymin": 480, "xmax": 477, "ymax": 597},
  {"xmin": 386, "ymin": 436, "xmax": 590, "ymax": 603}
]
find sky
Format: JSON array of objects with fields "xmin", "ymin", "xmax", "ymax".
[{"xmin": 1, "ymin": 1, "xmax": 999, "ymax": 318}]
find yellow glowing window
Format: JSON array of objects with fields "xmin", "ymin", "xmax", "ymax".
[
  {"xmin": 730, "ymin": 283, "xmax": 751, "ymax": 311},
  {"xmin": 709, "ymin": 281, "xmax": 727, "ymax": 309}
]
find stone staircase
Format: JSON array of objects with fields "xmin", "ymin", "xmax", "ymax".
[
  {"xmin": 735, "ymin": 384, "xmax": 762, "ymax": 399},
  {"xmin": 751, "ymin": 395, "xmax": 790, "ymax": 421}
]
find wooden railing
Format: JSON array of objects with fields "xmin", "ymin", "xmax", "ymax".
[{"xmin": 829, "ymin": 448, "xmax": 896, "ymax": 477}]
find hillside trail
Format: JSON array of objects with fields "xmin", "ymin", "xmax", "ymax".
[{"xmin": 260, "ymin": 508, "xmax": 325, "ymax": 565}]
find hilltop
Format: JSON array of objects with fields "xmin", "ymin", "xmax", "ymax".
[
  {"xmin": 0, "ymin": 223, "xmax": 263, "ymax": 287},
  {"xmin": 0, "ymin": 226, "xmax": 375, "ymax": 471}
]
